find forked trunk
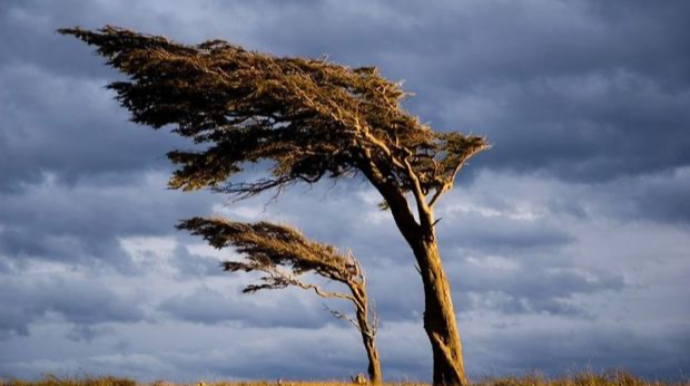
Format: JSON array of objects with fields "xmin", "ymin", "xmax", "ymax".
[
  {"xmin": 416, "ymin": 240, "xmax": 468, "ymax": 386},
  {"xmin": 363, "ymin": 171, "xmax": 469, "ymax": 386}
]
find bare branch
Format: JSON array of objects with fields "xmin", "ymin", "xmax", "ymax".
[
  {"xmin": 402, "ymin": 157, "xmax": 434, "ymax": 230},
  {"xmin": 323, "ymin": 303, "xmax": 361, "ymax": 332},
  {"xmin": 292, "ymin": 280, "xmax": 356, "ymax": 302},
  {"xmin": 370, "ymin": 299, "xmax": 380, "ymax": 337}
]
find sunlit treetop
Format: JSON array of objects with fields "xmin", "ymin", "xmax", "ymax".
[{"xmin": 59, "ymin": 26, "xmax": 487, "ymax": 207}]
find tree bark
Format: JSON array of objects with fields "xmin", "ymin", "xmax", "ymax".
[
  {"xmin": 415, "ymin": 240, "xmax": 468, "ymax": 386},
  {"xmin": 352, "ymin": 285, "xmax": 383, "ymax": 384},
  {"xmin": 390, "ymin": 214, "xmax": 468, "ymax": 386},
  {"xmin": 361, "ymin": 328, "xmax": 382, "ymax": 384},
  {"xmin": 361, "ymin": 165, "xmax": 468, "ymax": 386},
  {"xmin": 386, "ymin": 207, "xmax": 468, "ymax": 385}
]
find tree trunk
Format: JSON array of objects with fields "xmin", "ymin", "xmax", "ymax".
[
  {"xmin": 362, "ymin": 174, "xmax": 468, "ymax": 386},
  {"xmin": 416, "ymin": 240, "xmax": 468, "ymax": 386},
  {"xmin": 352, "ymin": 286, "xmax": 383, "ymax": 384},
  {"xmin": 362, "ymin": 330, "xmax": 382, "ymax": 384}
]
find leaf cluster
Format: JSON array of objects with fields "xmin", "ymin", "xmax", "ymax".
[
  {"xmin": 179, "ymin": 217, "xmax": 361, "ymax": 293},
  {"xmin": 59, "ymin": 26, "xmax": 488, "ymax": 202}
]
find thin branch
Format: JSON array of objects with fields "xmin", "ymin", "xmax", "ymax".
[
  {"xmin": 370, "ymin": 299, "xmax": 379, "ymax": 337},
  {"xmin": 427, "ymin": 184, "xmax": 449, "ymax": 208},
  {"xmin": 403, "ymin": 157, "xmax": 434, "ymax": 230},
  {"xmin": 292, "ymin": 279, "xmax": 356, "ymax": 302},
  {"xmin": 322, "ymin": 303, "xmax": 361, "ymax": 332}
]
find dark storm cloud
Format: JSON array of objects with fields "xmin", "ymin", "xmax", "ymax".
[
  {"xmin": 0, "ymin": 62, "xmax": 184, "ymax": 191},
  {"xmin": 596, "ymin": 167, "xmax": 690, "ymax": 225},
  {"xmin": 439, "ymin": 214, "xmax": 575, "ymax": 252},
  {"xmin": 155, "ymin": 323, "xmax": 431, "ymax": 381},
  {"xmin": 6, "ymin": 0, "xmax": 688, "ymax": 188},
  {"xmin": 167, "ymin": 243, "xmax": 229, "ymax": 279},
  {"xmin": 0, "ymin": 274, "xmax": 146, "ymax": 340},
  {"xmin": 361, "ymin": 242, "xmax": 626, "ymax": 321},
  {"xmin": 66, "ymin": 325, "xmax": 114, "ymax": 343},
  {"xmin": 439, "ymin": 71, "xmax": 690, "ymax": 182},
  {"xmin": 0, "ymin": 0, "xmax": 116, "ymax": 78},
  {"xmin": 229, "ymin": 0, "xmax": 690, "ymax": 182},
  {"xmin": 221, "ymin": 184, "xmax": 622, "ymax": 322},
  {"xmin": 466, "ymin": 322, "xmax": 690, "ymax": 380},
  {"xmin": 0, "ymin": 0, "xmax": 212, "ymax": 191},
  {"xmin": 3, "ymin": 0, "xmax": 687, "ymax": 216},
  {"xmin": 159, "ymin": 285, "xmax": 330, "ymax": 329},
  {"xmin": 0, "ymin": 172, "xmax": 213, "ymax": 270},
  {"xmin": 450, "ymin": 259, "xmax": 626, "ymax": 317}
]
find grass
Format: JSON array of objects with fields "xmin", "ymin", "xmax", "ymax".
[{"xmin": 1, "ymin": 372, "xmax": 687, "ymax": 386}]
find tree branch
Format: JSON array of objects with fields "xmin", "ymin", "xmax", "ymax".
[{"xmin": 323, "ymin": 303, "xmax": 362, "ymax": 332}]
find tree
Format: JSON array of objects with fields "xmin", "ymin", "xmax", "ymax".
[
  {"xmin": 60, "ymin": 26, "xmax": 489, "ymax": 386},
  {"xmin": 179, "ymin": 217, "xmax": 382, "ymax": 383}
]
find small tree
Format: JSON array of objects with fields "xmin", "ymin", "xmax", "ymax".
[
  {"xmin": 61, "ymin": 26, "xmax": 488, "ymax": 386},
  {"xmin": 179, "ymin": 217, "xmax": 382, "ymax": 383}
]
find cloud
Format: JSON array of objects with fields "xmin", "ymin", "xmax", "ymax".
[
  {"xmin": 0, "ymin": 273, "xmax": 146, "ymax": 340},
  {"xmin": 463, "ymin": 315, "xmax": 690, "ymax": 380},
  {"xmin": 159, "ymin": 285, "xmax": 331, "ymax": 329},
  {"xmin": 0, "ymin": 62, "xmax": 183, "ymax": 191},
  {"xmin": 437, "ymin": 70, "xmax": 690, "ymax": 182},
  {"xmin": 596, "ymin": 166, "xmax": 690, "ymax": 224},
  {"xmin": 6, "ymin": 0, "xmax": 689, "ymax": 188},
  {"xmin": 0, "ymin": 171, "xmax": 213, "ymax": 270}
]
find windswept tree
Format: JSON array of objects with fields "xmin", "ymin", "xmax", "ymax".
[
  {"xmin": 60, "ymin": 26, "xmax": 488, "ymax": 386},
  {"xmin": 179, "ymin": 217, "xmax": 382, "ymax": 383}
]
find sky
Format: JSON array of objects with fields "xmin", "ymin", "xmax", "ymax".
[{"xmin": 1, "ymin": 0, "xmax": 689, "ymax": 382}]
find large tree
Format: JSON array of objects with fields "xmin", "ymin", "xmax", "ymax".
[
  {"xmin": 60, "ymin": 26, "xmax": 488, "ymax": 386},
  {"xmin": 179, "ymin": 217, "xmax": 382, "ymax": 383}
]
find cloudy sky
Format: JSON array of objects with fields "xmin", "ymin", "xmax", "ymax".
[{"xmin": 1, "ymin": 0, "xmax": 689, "ymax": 382}]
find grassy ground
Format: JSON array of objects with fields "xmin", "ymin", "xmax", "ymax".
[{"xmin": 1, "ymin": 372, "xmax": 686, "ymax": 386}]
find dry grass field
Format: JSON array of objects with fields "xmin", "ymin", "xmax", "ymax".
[{"xmin": 1, "ymin": 372, "xmax": 686, "ymax": 386}]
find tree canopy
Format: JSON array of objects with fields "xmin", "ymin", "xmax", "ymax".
[
  {"xmin": 179, "ymin": 217, "xmax": 365, "ymax": 297},
  {"xmin": 59, "ymin": 26, "xmax": 487, "ymax": 209}
]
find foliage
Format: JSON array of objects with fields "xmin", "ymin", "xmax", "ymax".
[
  {"xmin": 179, "ymin": 218, "xmax": 363, "ymax": 295},
  {"xmin": 178, "ymin": 217, "xmax": 381, "ymax": 383},
  {"xmin": 58, "ymin": 26, "xmax": 487, "ymax": 204}
]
